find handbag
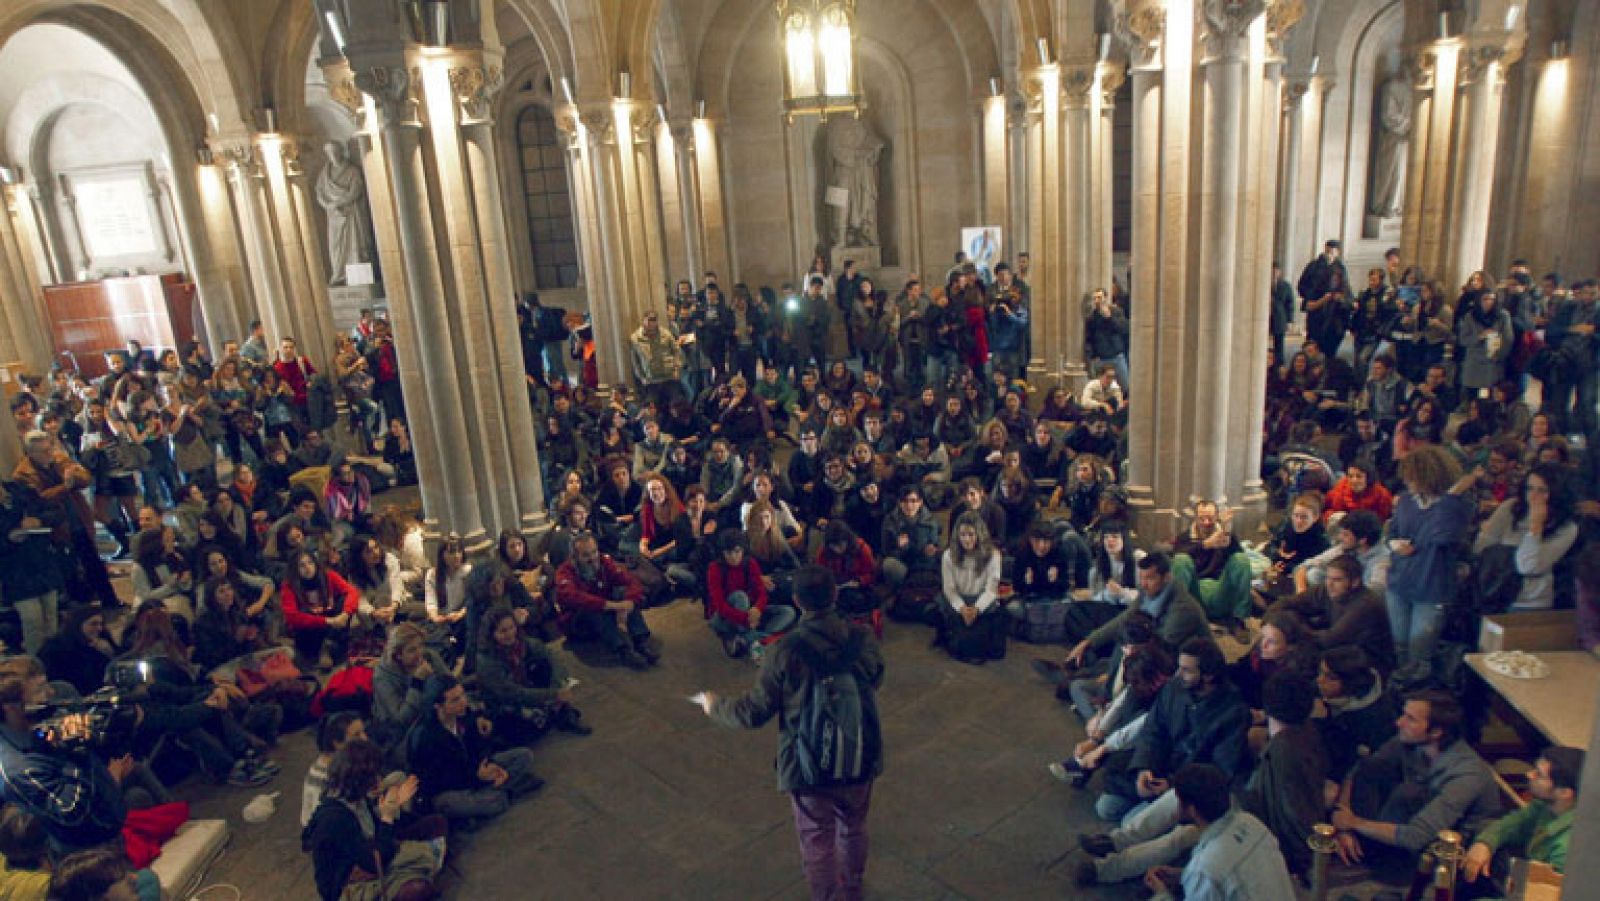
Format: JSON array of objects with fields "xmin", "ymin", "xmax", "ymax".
[{"xmin": 237, "ymin": 649, "xmax": 302, "ymax": 698}]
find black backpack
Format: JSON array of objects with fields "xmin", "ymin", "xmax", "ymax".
[
  {"xmin": 537, "ymin": 306, "xmax": 571, "ymax": 343},
  {"xmin": 789, "ymin": 630, "xmax": 881, "ymax": 788}
]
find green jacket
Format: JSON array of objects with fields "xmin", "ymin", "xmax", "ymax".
[{"xmin": 1475, "ymin": 800, "xmax": 1573, "ymax": 872}]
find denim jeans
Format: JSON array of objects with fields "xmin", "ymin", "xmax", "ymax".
[
  {"xmin": 1387, "ymin": 585, "xmax": 1445, "ymax": 675},
  {"xmin": 791, "ymin": 782, "xmax": 873, "ymax": 901},
  {"xmin": 1092, "ymin": 788, "xmax": 1201, "ymax": 883},
  {"xmin": 709, "ymin": 591, "xmax": 798, "ymax": 644},
  {"xmin": 1090, "ymin": 353, "xmax": 1130, "ymax": 392},
  {"xmin": 924, "ymin": 350, "xmax": 958, "ymax": 390},
  {"xmin": 431, "ymin": 748, "xmax": 541, "ymax": 822}
]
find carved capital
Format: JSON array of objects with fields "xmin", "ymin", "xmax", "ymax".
[
  {"xmin": 449, "ymin": 63, "xmax": 503, "ymax": 126},
  {"xmin": 1202, "ymin": 0, "xmax": 1267, "ymax": 59},
  {"xmin": 1113, "ymin": 1, "xmax": 1165, "ymax": 67},
  {"xmin": 1406, "ymin": 50, "xmax": 1436, "ymax": 93},
  {"xmin": 578, "ymin": 107, "xmax": 614, "ymax": 144},
  {"xmin": 1062, "ymin": 65, "xmax": 1097, "ymax": 108},
  {"xmin": 1097, "ymin": 62, "xmax": 1127, "ymax": 107},
  {"xmin": 320, "ymin": 59, "xmax": 364, "ymax": 119},
  {"xmin": 277, "ymin": 139, "xmax": 303, "ymax": 178},
  {"xmin": 1265, "ymin": 0, "xmax": 1305, "ymax": 55},
  {"xmin": 355, "ymin": 65, "xmax": 421, "ymax": 128},
  {"xmin": 1458, "ymin": 44, "xmax": 1505, "ymax": 86}
]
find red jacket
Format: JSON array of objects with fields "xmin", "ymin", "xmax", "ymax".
[
  {"xmin": 1323, "ymin": 478, "xmax": 1394, "ymax": 523},
  {"xmin": 963, "ymin": 302, "xmax": 990, "ymax": 367},
  {"xmin": 280, "ymin": 570, "xmax": 361, "ymax": 632},
  {"xmin": 706, "ymin": 556, "xmax": 769, "ymax": 628},
  {"xmin": 554, "ymin": 555, "xmax": 642, "ymax": 613},
  {"xmin": 274, "ymin": 356, "xmax": 316, "ymax": 406},
  {"xmin": 816, "ymin": 538, "xmax": 877, "ymax": 589}
]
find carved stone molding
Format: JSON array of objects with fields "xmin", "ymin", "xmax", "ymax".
[
  {"xmin": 450, "ymin": 63, "xmax": 503, "ymax": 126},
  {"xmin": 1406, "ymin": 50, "xmax": 1436, "ymax": 93},
  {"xmin": 1202, "ymin": 0, "xmax": 1267, "ymax": 59},
  {"xmin": 1458, "ymin": 44, "xmax": 1506, "ymax": 86},
  {"xmin": 1062, "ymin": 65, "xmax": 1097, "ymax": 109},
  {"xmin": 1113, "ymin": 1, "xmax": 1165, "ymax": 67},
  {"xmin": 1265, "ymin": 0, "xmax": 1305, "ymax": 54},
  {"xmin": 579, "ymin": 108, "xmax": 614, "ymax": 145},
  {"xmin": 321, "ymin": 60, "xmax": 364, "ymax": 119},
  {"xmin": 277, "ymin": 139, "xmax": 303, "ymax": 178},
  {"xmin": 354, "ymin": 65, "xmax": 420, "ymax": 129},
  {"xmin": 1098, "ymin": 63, "xmax": 1127, "ymax": 107}
]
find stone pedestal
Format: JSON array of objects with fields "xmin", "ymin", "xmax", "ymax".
[
  {"xmin": 329, "ymin": 284, "xmax": 380, "ymax": 331},
  {"xmin": 831, "ymin": 244, "xmax": 881, "ymax": 273}
]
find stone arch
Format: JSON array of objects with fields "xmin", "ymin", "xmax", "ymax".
[
  {"xmin": 499, "ymin": 0, "xmax": 580, "ymax": 88},
  {"xmin": 260, "ymin": 0, "xmax": 323, "ymax": 136}
]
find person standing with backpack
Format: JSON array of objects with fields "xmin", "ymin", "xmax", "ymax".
[{"xmin": 698, "ymin": 566, "xmax": 885, "ymax": 900}]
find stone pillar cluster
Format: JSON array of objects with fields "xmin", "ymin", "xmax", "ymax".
[
  {"xmin": 218, "ymin": 134, "xmax": 339, "ymax": 360},
  {"xmin": 1117, "ymin": 0, "xmax": 1299, "ymax": 538},
  {"xmin": 1401, "ymin": 32, "xmax": 1519, "ymax": 289},
  {"xmin": 0, "ymin": 180, "xmax": 53, "ymax": 374}
]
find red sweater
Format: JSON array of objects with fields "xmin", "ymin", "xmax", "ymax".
[
  {"xmin": 1323, "ymin": 478, "xmax": 1394, "ymax": 523},
  {"xmin": 554, "ymin": 556, "xmax": 643, "ymax": 613},
  {"xmin": 816, "ymin": 538, "xmax": 877, "ymax": 588},
  {"xmin": 281, "ymin": 570, "xmax": 360, "ymax": 632},
  {"xmin": 706, "ymin": 557, "xmax": 769, "ymax": 628},
  {"xmin": 274, "ymin": 357, "xmax": 316, "ymax": 406}
]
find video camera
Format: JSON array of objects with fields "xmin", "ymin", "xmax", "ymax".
[{"xmin": 28, "ymin": 688, "xmax": 140, "ymax": 755}]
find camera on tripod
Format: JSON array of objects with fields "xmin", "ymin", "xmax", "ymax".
[{"xmin": 28, "ymin": 687, "xmax": 140, "ymax": 754}]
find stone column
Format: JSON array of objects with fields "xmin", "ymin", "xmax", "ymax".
[
  {"xmin": 653, "ymin": 122, "xmax": 692, "ymax": 282},
  {"xmin": 1444, "ymin": 44, "xmax": 1509, "ymax": 287},
  {"xmin": 691, "ymin": 118, "xmax": 731, "ymax": 281},
  {"xmin": 560, "ymin": 109, "xmax": 622, "ymax": 388},
  {"xmin": 0, "ymin": 382, "xmax": 19, "ymax": 475},
  {"xmin": 1411, "ymin": 44, "xmax": 1460, "ymax": 282},
  {"xmin": 0, "ymin": 183, "xmax": 53, "ymax": 373},
  {"xmin": 981, "ymin": 94, "xmax": 1008, "ymax": 231},
  {"xmin": 1028, "ymin": 64, "xmax": 1063, "ymax": 377},
  {"xmin": 257, "ymin": 135, "xmax": 339, "ymax": 362},
  {"xmin": 1276, "ymin": 74, "xmax": 1326, "ymax": 273},
  {"xmin": 1061, "ymin": 66, "xmax": 1095, "ymax": 376},
  {"xmin": 1091, "ymin": 64, "xmax": 1125, "ymax": 294},
  {"xmin": 671, "ymin": 121, "xmax": 706, "ymax": 281},
  {"xmin": 1022, "ymin": 102, "xmax": 1045, "ymax": 372},
  {"xmin": 223, "ymin": 142, "xmax": 296, "ymax": 348},
  {"xmin": 1117, "ymin": 0, "xmax": 1293, "ymax": 538}
]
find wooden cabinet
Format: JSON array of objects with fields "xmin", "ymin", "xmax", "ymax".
[{"xmin": 41, "ymin": 273, "xmax": 199, "ymax": 377}]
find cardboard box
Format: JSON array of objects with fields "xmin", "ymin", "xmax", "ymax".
[{"xmin": 1478, "ymin": 610, "xmax": 1579, "ymax": 653}]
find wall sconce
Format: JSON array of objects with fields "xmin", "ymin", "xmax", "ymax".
[
  {"xmin": 618, "ymin": 71, "xmax": 632, "ymax": 99},
  {"xmin": 259, "ymin": 107, "xmax": 279, "ymax": 134},
  {"xmin": 196, "ymin": 145, "xmax": 215, "ymax": 167},
  {"xmin": 1098, "ymin": 34, "xmax": 1111, "ymax": 62},
  {"xmin": 656, "ymin": 103, "xmax": 668, "ymax": 124},
  {"xmin": 323, "ymin": 10, "xmax": 348, "ymax": 52},
  {"xmin": 1037, "ymin": 37, "xmax": 1051, "ymax": 66},
  {"xmin": 559, "ymin": 76, "xmax": 574, "ymax": 105},
  {"xmin": 1550, "ymin": 40, "xmax": 1569, "ymax": 59},
  {"xmin": 1310, "ymin": 55, "xmax": 1320, "ymax": 75},
  {"xmin": 0, "ymin": 166, "xmax": 17, "ymax": 186},
  {"xmin": 1504, "ymin": 4, "xmax": 1521, "ymax": 31},
  {"xmin": 989, "ymin": 77, "xmax": 1001, "ymax": 97},
  {"xmin": 1437, "ymin": 12, "xmax": 1452, "ymax": 39},
  {"xmin": 695, "ymin": 99, "xmax": 707, "ymax": 119}
]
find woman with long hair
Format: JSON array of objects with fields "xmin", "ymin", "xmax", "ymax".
[
  {"xmin": 938, "ymin": 512, "xmax": 1006, "ymax": 664},
  {"xmin": 1472, "ymin": 463, "xmax": 1581, "ymax": 611},
  {"xmin": 304, "ymin": 739, "xmax": 440, "ymax": 901},
  {"xmin": 1456, "ymin": 288, "xmax": 1514, "ymax": 395},
  {"xmin": 745, "ymin": 500, "xmax": 802, "ymax": 604},
  {"xmin": 282, "ymin": 549, "xmax": 362, "ymax": 667},
  {"xmin": 1386, "ymin": 445, "xmax": 1476, "ymax": 678},
  {"xmin": 497, "ymin": 528, "xmax": 559, "ymax": 641},
  {"xmin": 1393, "ymin": 395, "xmax": 1445, "ymax": 459},
  {"xmin": 132, "ymin": 523, "xmax": 196, "ymax": 624},
  {"xmin": 475, "ymin": 604, "xmax": 591, "ymax": 744},
  {"xmin": 424, "ymin": 534, "xmax": 472, "ymax": 653},
  {"xmin": 371, "ymin": 623, "xmax": 448, "ymax": 748},
  {"xmin": 37, "ymin": 606, "xmax": 117, "ymax": 696}
]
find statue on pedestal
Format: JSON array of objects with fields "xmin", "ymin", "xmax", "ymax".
[
  {"xmin": 825, "ymin": 117, "xmax": 885, "ymax": 247},
  {"xmin": 314, "ymin": 141, "xmax": 371, "ymax": 286},
  {"xmin": 1367, "ymin": 76, "xmax": 1411, "ymax": 219}
]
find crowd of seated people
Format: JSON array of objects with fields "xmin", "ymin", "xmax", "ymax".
[{"xmin": 1, "ymin": 246, "xmax": 1598, "ymax": 898}]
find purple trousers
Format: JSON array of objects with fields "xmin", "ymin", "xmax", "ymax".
[{"xmin": 790, "ymin": 782, "xmax": 873, "ymax": 901}]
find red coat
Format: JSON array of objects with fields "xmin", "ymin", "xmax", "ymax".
[
  {"xmin": 554, "ymin": 555, "xmax": 642, "ymax": 613},
  {"xmin": 274, "ymin": 356, "xmax": 316, "ymax": 406},
  {"xmin": 816, "ymin": 537, "xmax": 877, "ymax": 589},
  {"xmin": 281, "ymin": 570, "xmax": 361, "ymax": 632},
  {"xmin": 963, "ymin": 303, "xmax": 990, "ymax": 368},
  {"xmin": 1323, "ymin": 478, "xmax": 1394, "ymax": 523},
  {"xmin": 706, "ymin": 556, "xmax": 769, "ymax": 628}
]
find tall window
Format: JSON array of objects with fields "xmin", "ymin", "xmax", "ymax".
[{"xmin": 517, "ymin": 105, "xmax": 579, "ymax": 288}]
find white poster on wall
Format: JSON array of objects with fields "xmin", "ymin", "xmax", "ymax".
[{"xmin": 961, "ymin": 226, "xmax": 1002, "ymax": 283}]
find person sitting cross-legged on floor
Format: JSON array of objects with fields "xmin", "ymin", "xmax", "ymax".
[
  {"xmin": 936, "ymin": 512, "xmax": 1006, "ymax": 665},
  {"xmin": 303, "ymin": 738, "xmax": 441, "ymax": 901},
  {"xmin": 474, "ymin": 604, "xmax": 592, "ymax": 743},
  {"xmin": 553, "ymin": 531, "xmax": 659, "ymax": 670},
  {"xmin": 1061, "ymin": 552, "xmax": 1209, "ymax": 673},
  {"xmin": 706, "ymin": 530, "xmax": 797, "ymax": 659},
  {"xmin": 1457, "ymin": 745, "xmax": 1583, "ymax": 900},
  {"xmin": 405, "ymin": 674, "xmax": 543, "ymax": 829},
  {"xmin": 1136, "ymin": 763, "xmax": 1297, "ymax": 901},
  {"xmin": 1087, "ymin": 637, "xmax": 1251, "ymax": 828},
  {"xmin": 1329, "ymin": 689, "xmax": 1503, "ymax": 870}
]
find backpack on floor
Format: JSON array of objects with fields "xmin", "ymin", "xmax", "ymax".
[
  {"xmin": 789, "ymin": 631, "xmax": 881, "ymax": 788},
  {"xmin": 1014, "ymin": 599, "xmax": 1072, "ymax": 644}
]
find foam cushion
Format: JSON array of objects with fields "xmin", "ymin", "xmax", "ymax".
[{"xmin": 150, "ymin": 819, "xmax": 230, "ymax": 897}]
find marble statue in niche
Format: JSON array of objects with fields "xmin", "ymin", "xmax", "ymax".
[
  {"xmin": 1367, "ymin": 75, "xmax": 1411, "ymax": 219},
  {"xmin": 314, "ymin": 140, "xmax": 372, "ymax": 285},
  {"xmin": 824, "ymin": 116, "xmax": 886, "ymax": 247}
]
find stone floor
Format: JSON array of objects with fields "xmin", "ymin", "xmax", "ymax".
[{"xmin": 180, "ymin": 600, "xmax": 1168, "ymax": 900}]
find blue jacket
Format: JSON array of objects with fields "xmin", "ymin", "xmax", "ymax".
[
  {"xmin": 987, "ymin": 303, "xmax": 1029, "ymax": 353},
  {"xmin": 1129, "ymin": 678, "xmax": 1252, "ymax": 784}
]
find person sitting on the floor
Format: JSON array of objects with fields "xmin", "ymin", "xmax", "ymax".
[
  {"xmin": 303, "ymin": 738, "xmax": 441, "ymax": 901},
  {"xmin": 1136, "ymin": 764, "xmax": 1297, "ymax": 901},
  {"xmin": 474, "ymin": 604, "xmax": 591, "ymax": 742},
  {"xmin": 0, "ymin": 805, "xmax": 51, "ymax": 899},
  {"xmin": 1314, "ymin": 646, "xmax": 1398, "ymax": 786},
  {"xmin": 1063, "ymin": 552, "xmax": 1209, "ymax": 670},
  {"xmin": 1275, "ymin": 553, "xmax": 1396, "ymax": 676},
  {"xmin": 1294, "ymin": 507, "xmax": 1392, "ymax": 595},
  {"xmin": 1083, "ymin": 635, "xmax": 1251, "ymax": 836},
  {"xmin": 1330, "ymin": 689, "xmax": 1502, "ymax": 867},
  {"xmin": 301, "ymin": 712, "xmax": 366, "ymax": 828},
  {"xmin": 1077, "ymin": 671, "xmax": 1324, "ymax": 886},
  {"xmin": 42, "ymin": 847, "xmax": 147, "ymax": 901},
  {"xmin": 1170, "ymin": 499, "xmax": 1253, "ymax": 627},
  {"xmin": 1224, "ymin": 610, "xmax": 1319, "ymax": 713},
  {"xmin": 406, "ymin": 675, "xmax": 543, "ymax": 827},
  {"xmin": 937, "ymin": 512, "xmax": 1006, "ymax": 664},
  {"xmin": 371, "ymin": 623, "xmax": 451, "ymax": 751},
  {"xmin": 706, "ymin": 530, "xmax": 798, "ymax": 659},
  {"xmin": 1459, "ymin": 746, "xmax": 1583, "ymax": 898},
  {"xmin": 1004, "ymin": 521, "xmax": 1079, "ymax": 632},
  {"xmin": 553, "ymin": 532, "xmax": 658, "ymax": 670},
  {"xmin": 813, "ymin": 520, "xmax": 878, "ymax": 618},
  {"xmin": 1049, "ymin": 637, "xmax": 1171, "ymax": 790}
]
